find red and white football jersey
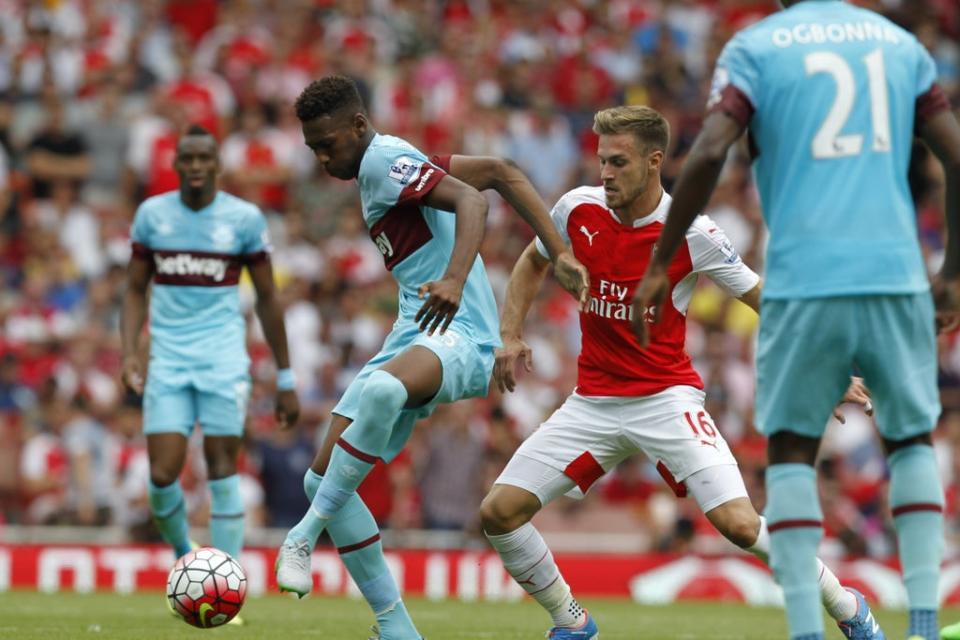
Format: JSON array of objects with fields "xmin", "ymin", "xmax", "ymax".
[{"xmin": 535, "ymin": 186, "xmax": 759, "ymax": 397}]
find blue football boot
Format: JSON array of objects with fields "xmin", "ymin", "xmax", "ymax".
[
  {"xmin": 837, "ymin": 589, "xmax": 885, "ymax": 640},
  {"xmin": 547, "ymin": 612, "xmax": 599, "ymax": 639}
]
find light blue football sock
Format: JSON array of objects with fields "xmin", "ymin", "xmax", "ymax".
[
  {"xmin": 148, "ymin": 479, "xmax": 192, "ymax": 558},
  {"xmin": 889, "ymin": 444, "xmax": 944, "ymax": 639},
  {"xmin": 286, "ymin": 371, "xmax": 407, "ymax": 547},
  {"xmin": 304, "ymin": 470, "xmax": 420, "ymax": 639},
  {"xmin": 765, "ymin": 463, "xmax": 824, "ymax": 640},
  {"xmin": 208, "ymin": 474, "xmax": 245, "ymax": 561},
  {"xmin": 303, "ymin": 468, "xmax": 323, "ymax": 500},
  {"xmin": 908, "ymin": 609, "xmax": 938, "ymax": 640}
]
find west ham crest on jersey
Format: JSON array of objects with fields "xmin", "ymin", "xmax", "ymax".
[{"xmin": 211, "ymin": 224, "xmax": 236, "ymax": 250}]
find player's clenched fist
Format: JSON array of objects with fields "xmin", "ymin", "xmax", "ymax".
[
  {"xmin": 416, "ymin": 276, "xmax": 464, "ymax": 335},
  {"xmin": 493, "ymin": 335, "xmax": 532, "ymax": 393},
  {"xmin": 553, "ymin": 251, "xmax": 590, "ymax": 311},
  {"xmin": 932, "ymin": 275, "xmax": 960, "ymax": 334},
  {"xmin": 122, "ymin": 355, "xmax": 145, "ymax": 395},
  {"xmin": 275, "ymin": 390, "xmax": 300, "ymax": 430}
]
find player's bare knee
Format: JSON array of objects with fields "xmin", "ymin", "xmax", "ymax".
[
  {"xmin": 722, "ymin": 512, "xmax": 761, "ymax": 549},
  {"xmin": 480, "ymin": 487, "xmax": 538, "ymax": 535},
  {"xmin": 204, "ymin": 441, "xmax": 239, "ymax": 480},
  {"xmin": 480, "ymin": 494, "xmax": 525, "ymax": 535},
  {"xmin": 150, "ymin": 467, "xmax": 180, "ymax": 488},
  {"xmin": 206, "ymin": 458, "xmax": 238, "ymax": 480}
]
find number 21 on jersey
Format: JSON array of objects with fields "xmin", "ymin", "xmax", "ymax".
[{"xmin": 805, "ymin": 47, "xmax": 890, "ymax": 159}]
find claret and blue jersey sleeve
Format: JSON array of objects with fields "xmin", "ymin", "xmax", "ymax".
[
  {"xmin": 356, "ymin": 134, "xmax": 501, "ymax": 347},
  {"xmin": 240, "ymin": 206, "xmax": 272, "ymax": 264},
  {"xmin": 130, "ymin": 202, "xmax": 155, "ymax": 260},
  {"xmin": 708, "ymin": 33, "xmax": 762, "ymax": 128}
]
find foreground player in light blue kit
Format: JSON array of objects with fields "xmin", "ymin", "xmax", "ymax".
[
  {"xmin": 634, "ymin": 2, "xmax": 960, "ymax": 640},
  {"xmin": 274, "ymin": 76, "xmax": 587, "ymax": 640},
  {"xmin": 121, "ymin": 126, "xmax": 300, "ymax": 622}
]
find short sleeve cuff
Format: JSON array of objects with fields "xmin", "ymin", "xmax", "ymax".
[
  {"xmin": 534, "ymin": 237, "xmax": 550, "ymax": 259},
  {"xmin": 915, "ymin": 83, "xmax": 950, "ymax": 132},
  {"xmin": 243, "ymin": 251, "xmax": 270, "ymax": 265},
  {"xmin": 396, "ymin": 161, "xmax": 447, "ymax": 205},
  {"xmin": 708, "ymin": 85, "xmax": 755, "ymax": 128},
  {"xmin": 131, "ymin": 242, "xmax": 152, "ymax": 259},
  {"xmin": 429, "ymin": 154, "xmax": 452, "ymax": 172}
]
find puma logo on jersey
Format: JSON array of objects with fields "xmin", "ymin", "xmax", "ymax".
[
  {"xmin": 579, "ymin": 226, "xmax": 599, "ymax": 246},
  {"xmin": 374, "ymin": 231, "xmax": 394, "ymax": 258}
]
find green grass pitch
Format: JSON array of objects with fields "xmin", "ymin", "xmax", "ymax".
[{"xmin": 0, "ymin": 591, "xmax": 956, "ymax": 639}]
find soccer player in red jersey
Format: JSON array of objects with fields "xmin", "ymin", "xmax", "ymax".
[{"xmin": 479, "ymin": 106, "xmax": 872, "ymax": 640}]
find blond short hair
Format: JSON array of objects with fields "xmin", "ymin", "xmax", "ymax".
[{"xmin": 592, "ymin": 106, "xmax": 670, "ymax": 153}]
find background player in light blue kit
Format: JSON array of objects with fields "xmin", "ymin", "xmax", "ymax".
[
  {"xmin": 633, "ymin": 2, "xmax": 960, "ymax": 640},
  {"xmin": 274, "ymin": 75, "xmax": 587, "ymax": 640},
  {"xmin": 121, "ymin": 125, "xmax": 300, "ymax": 623}
]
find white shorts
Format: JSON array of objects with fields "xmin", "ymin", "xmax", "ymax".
[{"xmin": 495, "ymin": 386, "xmax": 747, "ymax": 512}]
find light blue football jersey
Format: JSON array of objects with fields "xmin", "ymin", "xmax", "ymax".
[
  {"xmin": 130, "ymin": 191, "xmax": 270, "ymax": 371},
  {"xmin": 711, "ymin": 0, "xmax": 940, "ymax": 299},
  {"xmin": 357, "ymin": 133, "xmax": 500, "ymax": 347}
]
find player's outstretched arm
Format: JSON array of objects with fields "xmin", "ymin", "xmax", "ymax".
[
  {"xmin": 120, "ymin": 256, "xmax": 152, "ymax": 395},
  {"xmin": 444, "ymin": 155, "xmax": 589, "ymax": 308},
  {"xmin": 494, "ymin": 241, "xmax": 551, "ymax": 393},
  {"xmin": 918, "ymin": 108, "xmax": 960, "ymax": 331},
  {"xmin": 249, "ymin": 258, "xmax": 300, "ymax": 429},
  {"xmin": 417, "ymin": 175, "xmax": 489, "ymax": 335},
  {"xmin": 632, "ymin": 112, "xmax": 745, "ymax": 346}
]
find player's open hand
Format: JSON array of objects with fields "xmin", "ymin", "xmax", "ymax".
[
  {"xmin": 553, "ymin": 251, "xmax": 590, "ymax": 311},
  {"xmin": 932, "ymin": 275, "xmax": 960, "ymax": 334},
  {"xmin": 416, "ymin": 276, "xmax": 464, "ymax": 335},
  {"xmin": 276, "ymin": 389, "xmax": 300, "ymax": 430},
  {"xmin": 493, "ymin": 335, "xmax": 532, "ymax": 393},
  {"xmin": 122, "ymin": 355, "xmax": 145, "ymax": 395},
  {"xmin": 833, "ymin": 376, "xmax": 872, "ymax": 424},
  {"xmin": 631, "ymin": 265, "xmax": 670, "ymax": 348}
]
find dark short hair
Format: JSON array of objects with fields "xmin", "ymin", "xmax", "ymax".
[
  {"xmin": 183, "ymin": 123, "xmax": 214, "ymax": 138},
  {"xmin": 294, "ymin": 75, "xmax": 366, "ymax": 122}
]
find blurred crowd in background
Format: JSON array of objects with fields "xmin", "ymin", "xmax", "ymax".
[{"xmin": 0, "ymin": 0, "xmax": 959, "ymax": 561}]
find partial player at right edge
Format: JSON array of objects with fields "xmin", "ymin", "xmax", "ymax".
[{"xmin": 632, "ymin": 2, "xmax": 960, "ymax": 640}]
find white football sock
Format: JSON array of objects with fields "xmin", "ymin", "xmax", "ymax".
[
  {"xmin": 486, "ymin": 522, "xmax": 586, "ymax": 628},
  {"xmin": 748, "ymin": 516, "xmax": 857, "ymax": 621},
  {"xmin": 816, "ymin": 560, "xmax": 858, "ymax": 621}
]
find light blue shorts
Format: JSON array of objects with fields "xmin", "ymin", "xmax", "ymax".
[
  {"xmin": 756, "ymin": 293, "xmax": 939, "ymax": 441},
  {"xmin": 143, "ymin": 364, "xmax": 251, "ymax": 438},
  {"xmin": 333, "ymin": 322, "xmax": 495, "ymax": 462}
]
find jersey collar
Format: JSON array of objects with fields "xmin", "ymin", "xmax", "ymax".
[{"xmin": 608, "ymin": 188, "xmax": 673, "ymax": 228}]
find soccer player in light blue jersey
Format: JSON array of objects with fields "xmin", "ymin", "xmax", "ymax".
[
  {"xmin": 633, "ymin": 2, "xmax": 960, "ymax": 640},
  {"xmin": 274, "ymin": 75, "xmax": 587, "ymax": 640},
  {"xmin": 121, "ymin": 125, "xmax": 301, "ymax": 625}
]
